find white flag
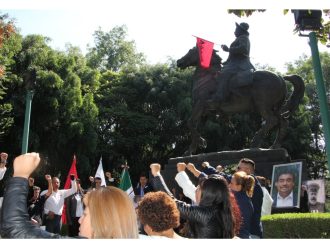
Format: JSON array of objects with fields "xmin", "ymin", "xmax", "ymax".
[{"xmin": 95, "ymin": 157, "xmax": 106, "ymax": 187}]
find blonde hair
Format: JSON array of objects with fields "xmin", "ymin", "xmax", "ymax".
[
  {"xmin": 83, "ymin": 186, "xmax": 139, "ymax": 238},
  {"xmin": 232, "ymin": 171, "xmax": 255, "ymax": 198}
]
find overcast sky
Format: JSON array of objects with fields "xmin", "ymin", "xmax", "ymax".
[{"xmin": 1, "ymin": 0, "xmax": 329, "ymax": 72}]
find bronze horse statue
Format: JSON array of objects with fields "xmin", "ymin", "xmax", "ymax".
[{"xmin": 177, "ymin": 46, "xmax": 305, "ymax": 155}]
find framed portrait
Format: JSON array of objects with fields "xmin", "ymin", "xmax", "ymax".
[
  {"xmin": 306, "ymin": 179, "xmax": 325, "ymax": 212},
  {"xmin": 270, "ymin": 162, "xmax": 302, "ymax": 208}
]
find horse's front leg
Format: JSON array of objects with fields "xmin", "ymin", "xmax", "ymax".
[
  {"xmin": 251, "ymin": 110, "xmax": 278, "ymax": 148},
  {"xmin": 184, "ymin": 102, "xmax": 205, "ymax": 156}
]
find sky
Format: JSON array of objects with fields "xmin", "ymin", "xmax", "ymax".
[{"xmin": 1, "ymin": 0, "xmax": 329, "ymax": 72}]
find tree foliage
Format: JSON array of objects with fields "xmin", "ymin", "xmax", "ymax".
[
  {"xmin": 0, "ymin": 13, "xmax": 20, "ymax": 141},
  {"xmin": 286, "ymin": 52, "xmax": 330, "ymax": 178},
  {"xmin": 95, "ymin": 63, "xmax": 193, "ymax": 180},
  {"xmin": 86, "ymin": 25, "xmax": 145, "ymax": 72}
]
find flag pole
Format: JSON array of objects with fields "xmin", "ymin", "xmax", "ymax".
[{"xmin": 192, "ymin": 35, "xmax": 222, "ymax": 47}]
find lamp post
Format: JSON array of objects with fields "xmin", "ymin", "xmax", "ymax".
[
  {"xmin": 21, "ymin": 90, "xmax": 34, "ymax": 154},
  {"xmin": 292, "ymin": 10, "xmax": 330, "ymax": 170},
  {"xmin": 21, "ymin": 69, "xmax": 36, "ymax": 154}
]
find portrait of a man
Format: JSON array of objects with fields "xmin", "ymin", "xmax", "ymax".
[
  {"xmin": 306, "ymin": 179, "xmax": 325, "ymax": 212},
  {"xmin": 271, "ymin": 162, "xmax": 302, "ymax": 208}
]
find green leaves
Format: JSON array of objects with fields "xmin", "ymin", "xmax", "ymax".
[
  {"xmin": 86, "ymin": 25, "xmax": 145, "ymax": 72},
  {"xmin": 227, "ymin": 9, "xmax": 266, "ymax": 17},
  {"xmin": 286, "ymin": 52, "xmax": 330, "ymax": 178}
]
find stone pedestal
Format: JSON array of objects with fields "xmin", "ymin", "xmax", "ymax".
[{"xmin": 161, "ymin": 148, "xmax": 305, "ymax": 190}]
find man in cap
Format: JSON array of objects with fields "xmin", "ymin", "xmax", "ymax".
[
  {"xmin": 212, "ymin": 22, "xmax": 255, "ymax": 103},
  {"xmin": 307, "ymin": 182, "xmax": 325, "ymax": 212}
]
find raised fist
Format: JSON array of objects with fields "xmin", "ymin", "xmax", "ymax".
[
  {"xmin": 221, "ymin": 45, "xmax": 229, "ymax": 52},
  {"xmin": 0, "ymin": 152, "xmax": 8, "ymax": 162},
  {"xmin": 45, "ymin": 174, "xmax": 51, "ymax": 181},
  {"xmin": 187, "ymin": 163, "xmax": 196, "ymax": 172},
  {"xmin": 177, "ymin": 162, "xmax": 186, "ymax": 173},
  {"xmin": 13, "ymin": 153, "xmax": 40, "ymax": 179},
  {"xmin": 150, "ymin": 163, "xmax": 161, "ymax": 177},
  {"xmin": 202, "ymin": 161, "xmax": 209, "ymax": 168}
]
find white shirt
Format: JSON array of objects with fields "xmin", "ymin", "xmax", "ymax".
[
  {"xmin": 175, "ymin": 171, "xmax": 197, "ymax": 204},
  {"xmin": 0, "ymin": 167, "xmax": 7, "ymax": 181},
  {"xmin": 261, "ymin": 187, "xmax": 273, "ymax": 216},
  {"xmin": 41, "ymin": 180, "xmax": 77, "ymax": 215},
  {"xmin": 75, "ymin": 193, "xmax": 84, "ymax": 217},
  {"xmin": 276, "ymin": 191, "xmax": 294, "ymax": 207}
]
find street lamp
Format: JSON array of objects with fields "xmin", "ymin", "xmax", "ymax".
[
  {"xmin": 292, "ymin": 10, "xmax": 322, "ymax": 33},
  {"xmin": 21, "ymin": 69, "xmax": 36, "ymax": 154},
  {"xmin": 292, "ymin": 10, "xmax": 330, "ymax": 172}
]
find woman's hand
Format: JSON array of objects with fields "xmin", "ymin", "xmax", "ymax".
[
  {"xmin": 13, "ymin": 152, "xmax": 40, "ymax": 179},
  {"xmin": 150, "ymin": 163, "xmax": 161, "ymax": 177}
]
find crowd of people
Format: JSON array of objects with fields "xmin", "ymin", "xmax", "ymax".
[{"xmin": 0, "ymin": 151, "xmax": 319, "ymax": 239}]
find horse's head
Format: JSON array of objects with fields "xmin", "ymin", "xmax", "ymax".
[
  {"xmin": 177, "ymin": 46, "xmax": 222, "ymax": 70},
  {"xmin": 177, "ymin": 47, "xmax": 199, "ymax": 69}
]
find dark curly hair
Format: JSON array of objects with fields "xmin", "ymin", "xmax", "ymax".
[{"xmin": 137, "ymin": 191, "xmax": 180, "ymax": 232}]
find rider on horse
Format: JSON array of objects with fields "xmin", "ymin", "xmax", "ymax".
[{"xmin": 212, "ymin": 22, "xmax": 255, "ymax": 103}]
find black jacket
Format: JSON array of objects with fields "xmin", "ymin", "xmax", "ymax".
[
  {"xmin": 151, "ymin": 175, "xmax": 229, "ymax": 238},
  {"xmin": 250, "ymin": 175, "xmax": 264, "ymax": 238},
  {"xmin": 0, "ymin": 167, "xmax": 12, "ymax": 197},
  {"xmin": 65, "ymin": 192, "xmax": 83, "ymax": 225},
  {"xmin": 27, "ymin": 194, "xmax": 47, "ymax": 226},
  {"xmin": 133, "ymin": 182, "xmax": 153, "ymax": 196},
  {"xmin": 0, "ymin": 177, "xmax": 63, "ymax": 238}
]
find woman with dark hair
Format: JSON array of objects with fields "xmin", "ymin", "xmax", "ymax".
[
  {"xmin": 175, "ymin": 162, "xmax": 241, "ymax": 236},
  {"xmin": 150, "ymin": 163, "xmax": 236, "ymax": 238},
  {"xmin": 230, "ymin": 171, "xmax": 255, "ymax": 238}
]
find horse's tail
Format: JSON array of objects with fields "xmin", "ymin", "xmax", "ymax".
[{"xmin": 280, "ymin": 74, "xmax": 305, "ymax": 118}]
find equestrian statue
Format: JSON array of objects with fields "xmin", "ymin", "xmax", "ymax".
[{"xmin": 177, "ymin": 22, "xmax": 305, "ymax": 156}]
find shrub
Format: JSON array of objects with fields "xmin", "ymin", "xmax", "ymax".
[{"xmin": 262, "ymin": 213, "xmax": 330, "ymax": 238}]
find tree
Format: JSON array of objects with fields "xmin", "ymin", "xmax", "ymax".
[
  {"xmin": 86, "ymin": 25, "xmax": 145, "ymax": 72},
  {"xmin": 0, "ymin": 13, "xmax": 21, "ymax": 141},
  {"xmin": 0, "ymin": 33, "xmax": 99, "ymax": 184},
  {"xmin": 95, "ymin": 62, "xmax": 193, "ymax": 181},
  {"xmin": 286, "ymin": 52, "xmax": 330, "ymax": 178}
]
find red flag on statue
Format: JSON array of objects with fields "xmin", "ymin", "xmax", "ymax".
[
  {"xmin": 62, "ymin": 155, "xmax": 79, "ymax": 224},
  {"xmin": 196, "ymin": 37, "xmax": 214, "ymax": 68}
]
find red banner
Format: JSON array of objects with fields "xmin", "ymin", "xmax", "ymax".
[
  {"xmin": 196, "ymin": 37, "xmax": 214, "ymax": 68},
  {"xmin": 62, "ymin": 155, "xmax": 79, "ymax": 224}
]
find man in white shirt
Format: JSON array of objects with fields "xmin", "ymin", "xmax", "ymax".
[
  {"xmin": 272, "ymin": 172, "xmax": 297, "ymax": 207},
  {"xmin": 41, "ymin": 176, "xmax": 77, "ymax": 234}
]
